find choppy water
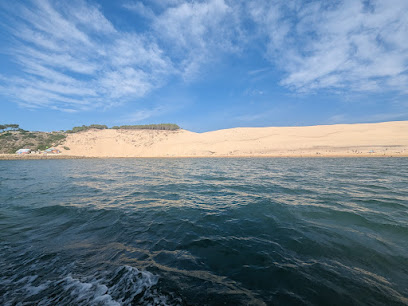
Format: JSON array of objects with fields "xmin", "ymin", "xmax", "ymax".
[{"xmin": 0, "ymin": 158, "xmax": 407, "ymax": 305}]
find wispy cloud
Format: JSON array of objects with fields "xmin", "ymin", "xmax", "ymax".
[
  {"xmin": 327, "ymin": 114, "xmax": 348, "ymax": 124},
  {"xmin": 248, "ymin": 68, "xmax": 271, "ymax": 76},
  {"xmin": 0, "ymin": 0, "xmax": 243, "ymax": 111},
  {"xmin": 248, "ymin": 0, "xmax": 408, "ymax": 93},
  {"xmin": 328, "ymin": 110, "xmax": 408, "ymax": 125},
  {"xmin": 235, "ymin": 112, "xmax": 268, "ymax": 122},
  {"xmin": 121, "ymin": 107, "xmax": 166, "ymax": 123},
  {"xmin": 152, "ymin": 0, "xmax": 243, "ymax": 80},
  {"xmin": 0, "ymin": 0, "xmax": 172, "ymax": 111},
  {"xmin": 1, "ymin": 0, "xmax": 407, "ymax": 113},
  {"xmin": 122, "ymin": 1, "xmax": 155, "ymax": 19}
]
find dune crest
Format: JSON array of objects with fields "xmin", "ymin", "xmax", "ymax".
[{"xmin": 58, "ymin": 121, "xmax": 408, "ymax": 157}]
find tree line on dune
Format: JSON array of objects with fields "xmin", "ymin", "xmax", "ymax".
[
  {"xmin": 65, "ymin": 124, "xmax": 108, "ymax": 133},
  {"xmin": 1, "ymin": 123, "xmax": 181, "ymax": 134},
  {"xmin": 111, "ymin": 124, "xmax": 180, "ymax": 131},
  {"xmin": 66, "ymin": 123, "xmax": 180, "ymax": 133}
]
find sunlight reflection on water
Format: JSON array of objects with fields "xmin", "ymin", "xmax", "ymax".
[{"xmin": 0, "ymin": 158, "xmax": 407, "ymax": 305}]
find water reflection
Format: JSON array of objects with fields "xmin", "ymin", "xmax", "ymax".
[{"xmin": 0, "ymin": 158, "xmax": 407, "ymax": 305}]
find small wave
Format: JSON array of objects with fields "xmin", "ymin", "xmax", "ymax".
[
  {"xmin": 1, "ymin": 266, "xmax": 174, "ymax": 306},
  {"xmin": 60, "ymin": 265, "xmax": 171, "ymax": 305}
]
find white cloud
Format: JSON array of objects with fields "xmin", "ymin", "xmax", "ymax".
[
  {"xmin": 122, "ymin": 2, "xmax": 155, "ymax": 19},
  {"xmin": 327, "ymin": 114, "xmax": 347, "ymax": 124},
  {"xmin": 248, "ymin": 0, "xmax": 408, "ymax": 93},
  {"xmin": 1, "ymin": 0, "xmax": 407, "ymax": 113},
  {"xmin": 66, "ymin": 1, "xmax": 116, "ymax": 34},
  {"xmin": 99, "ymin": 68, "xmax": 152, "ymax": 101},
  {"xmin": 152, "ymin": 0, "xmax": 243, "ymax": 79},
  {"xmin": 0, "ymin": 0, "xmax": 172, "ymax": 111},
  {"xmin": 121, "ymin": 107, "xmax": 166, "ymax": 123},
  {"xmin": 1, "ymin": 0, "xmax": 241, "ymax": 111}
]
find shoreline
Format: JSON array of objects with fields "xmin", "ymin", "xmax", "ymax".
[
  {"xmin": 2, "ymin": 121, "xmax": 407, "ymax": 159},
  {"xmin": 1, "ymin": 153, "xmax": 408, "ymax": 160},
  {"xmin": 0, "ymin": 154, "xmax": 94, "ymax": 160},
  {"xmin": 56, "ymin": 121, "xmax": 408, "ymax": 159}
]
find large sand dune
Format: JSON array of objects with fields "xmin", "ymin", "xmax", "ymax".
[{"xmin": 58, "ymin": 121, "xmax": 408, "ymax": 157}]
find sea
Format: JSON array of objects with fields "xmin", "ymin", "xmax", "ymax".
[{"xmin": 0, "ymin": 158, "xmax": 407, "ymax": 305}]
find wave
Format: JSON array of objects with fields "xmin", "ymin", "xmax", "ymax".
[{"xmin": 0, "ymin": 265, "xmax": 176, "ymax": 306}]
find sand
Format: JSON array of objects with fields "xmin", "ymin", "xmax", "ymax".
[
  {"xmin": 48, "ymin": 121, "xmax": 408, "ymax": 158},
  {"xmin": 0, "ymin": 154, "xmax": 92, "ymax": 160}
]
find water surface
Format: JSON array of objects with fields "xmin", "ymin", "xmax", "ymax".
[{"xmin": 0, "ymin": 158, "xmax": 407, "ymax": 305}]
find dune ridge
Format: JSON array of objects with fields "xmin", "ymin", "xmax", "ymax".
[{"xmin": 55, "ymin": 121, "xmax": 408, "ymax": 158}]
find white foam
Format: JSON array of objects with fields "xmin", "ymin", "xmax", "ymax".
[
  {"xmin": 25, "ymin": 282, "xmax": 49, "ymax": 295},
  {"xmin": 61, "ymin": 265, "xmax": 168, "ymax": 305},
  {"xmin": 107, "ymin": 265, "xmax": 159, "ymax": 303},
  {"xmin": 1, "ymin": 265, "xmax": 173, "ymax": 305}
]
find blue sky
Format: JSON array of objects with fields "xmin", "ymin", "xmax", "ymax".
[{"xmin": 0, "ymin": 0, "xmax": 407, "ymax": 132}]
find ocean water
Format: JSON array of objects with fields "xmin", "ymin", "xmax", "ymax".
[{"xmin": 0, "ymin": 158, "xmax": 407, "ymax": 305}]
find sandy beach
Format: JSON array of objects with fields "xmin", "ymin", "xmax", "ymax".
[
  {"xmin": 1, "ymin": 121, "xmax": 406, "ymax": 159},
  {"xmin": 32, "ymin": 121, "xmax": 407, "ymax": 158},
  {"xmin": 0, "ymin": 154, "xmax": 92, "ymax": 160}
]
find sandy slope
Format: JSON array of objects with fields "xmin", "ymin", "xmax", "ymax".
[{"xmin": 57, "ymin": 121, "xmax": 408, "ymax": 157}]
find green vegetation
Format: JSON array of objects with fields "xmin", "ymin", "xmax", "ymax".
[
  {"xmin": 66, "ymin": 124, "xmax": 108, "ymax": 133},
  {"xmin": 111, "ymin": 123, "xmax": 180, "ymax": 130},
  {"xmin": 0, "ymin": 132, "xmax": 12, "ymax": 138},
  {"xmin": 0, "ymin": 123, "xmax": 67, "ymax": 153},
  {"xmin": 47, "ymin": 133, "xmax": 66, "ymax": 143},
  {"xmin": 63, "ymin": 146, "xmax": 70, "ymax": 150},
  {"xmin": 66, "ymin": 123, "xmax": 180, "ymax": 132},
  {"xmin": 0, "ymin": 124, "xmax": 20, "ymax": 132},
  {"xmin": 23, "ymin": 133, "xmax": 38, "ymax": 139},
  {"xmin": 0, "ymin": 122, "xmax": 180, "ymax": 154},
  {"xmin": 34, "ymin": 133, "xmax": 66, "ymax": 151}
]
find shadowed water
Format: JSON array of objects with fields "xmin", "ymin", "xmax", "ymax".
[{"xmin": 0, "ymin": 158, "xmax": 407, "ymax": 305}]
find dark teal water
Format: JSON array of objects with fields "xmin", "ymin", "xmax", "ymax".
[{"xmin": 0, "ymin": 158, "xmax": 407, "ymax": 305}]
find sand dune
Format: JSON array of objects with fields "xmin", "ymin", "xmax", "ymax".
[{"xmin": 58, "ymin": 121, "xmax": 408, "ymax": 157}]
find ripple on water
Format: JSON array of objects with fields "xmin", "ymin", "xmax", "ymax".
[{"xmin": 0, "ymin": 158, "xmax": 408, "ymax": 305}]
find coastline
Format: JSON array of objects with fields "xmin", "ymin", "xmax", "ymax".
[
  {"xmin": 1, "ymin": 153, "xmax": 408, "ymax": 160},
  {"xmin": 0, "ymin": 154, "xmax": 94, "ymax": 160},
  {"xmin": 57, "ymin": 121, "xmax": 408, "ymax": 159},
  {"xmin": 2, "ymin": 121, "xmax": 407, "ymax": 160}
]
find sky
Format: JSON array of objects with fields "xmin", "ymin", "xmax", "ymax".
[{"xmin": 0, "ymin": 0, "xmax": 407, "ymax": 132}]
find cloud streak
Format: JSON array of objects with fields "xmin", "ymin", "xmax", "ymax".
[
  {"xmin": 248, "ymin": 0, "xmax": 408, "ymax": 92},
  {"xmin": 0, "ymin": 0, "xmax": 172, "ymax": 111},
  {"xmin": 121, "ymin": 107, "xmax": 167, "ymax": 123},
  {"xmin": 150, "ymin": 0, "xmax": 243, "ymax": 80},
  {"xmin": 1, "ymin": 0, "xmax": 407, "ymax": 113}
]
